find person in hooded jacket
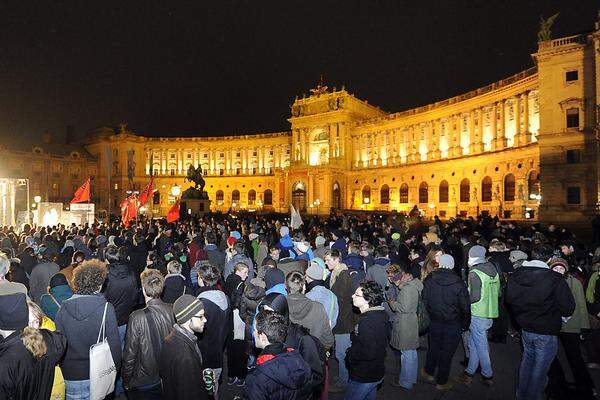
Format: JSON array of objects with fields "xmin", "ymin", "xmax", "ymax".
[
  {"xmin": 506, "ymin": 245, "xmax": 575, "ymax": 400},
  {"xmin": 197, "ymin": 272, "xmax": 231, "ymax": 399},
  {"xmin": 277, "ymin": 226, "xmax": 295, "ymax": 255},
  {"xmin": 103, "ymin": 245, "xmax": 137, "ymax": 345},
  {"xmin": 57, "ymin": 240, "xmax": 75, "ymax": 269},
  {"xmin": 29, "ymin": 246, "xmax": 60, "ymax": 305},
  {"xmin": 285, "ymin": 271, "xmax": 334, "ymax": 351},
  {"xmin": 40, "ymin": 273, "xmax": 73, "ymax": 321},
  {"xmin": 343, "ymin": 242, "xmax": 365, "ymax": 290},
  {"xmin": 366, "ymin": 245, "xmax": 391, "ymax": 290},
  {"xmin": 259, "ymin": 292, "xmax": 327, "ymax": 399},
  {"xmin": 245, "ymin": 309, "xmax": 312, "ymax": 400},
  {"xmin": 0, "ymin": 292, "xmax": 66, "ymax": 400},
  {"xmin": 456, "ymin": 245, "xmax": 499, "ymax": 387},
  {"xmin": 55, "ymin": 260, "xmax": 122, "ymax": 399},
  {"xmin": 421, "ymin": 254, "xmax": 470, "ymax": 391}
]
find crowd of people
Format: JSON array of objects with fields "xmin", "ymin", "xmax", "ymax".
[{"xmin": 0, "ymin": 212, "xmax": 599, "ymax": 400}]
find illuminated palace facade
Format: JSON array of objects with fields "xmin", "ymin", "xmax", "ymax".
[{"xmin": 82, "ymin": 24, "xmax": 600, "ymax": 223}]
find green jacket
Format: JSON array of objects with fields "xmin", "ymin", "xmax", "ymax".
[
  {"xmin": 562, "ymin": 275, "xmax": 589, "ymax": 333},
  {"xmin": 468, "ymin": 262, "xmax": 500, "ymax": 318}
]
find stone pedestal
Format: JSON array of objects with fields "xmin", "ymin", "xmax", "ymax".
[
  {"xmin": 183, "ymin": 198, "xmax": 211, "ymax": 217},
  {"xmin": 181, "ymin": 186, "xmax": 211, "ymax": 217}
]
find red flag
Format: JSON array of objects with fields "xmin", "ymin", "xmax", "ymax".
[
  {"xmin": 70, "ymin": 177, "xmax": 91, "ymax": 204},
  {"xmin": 139, "ymin": 177, "xmax": 154, "ymax": 205},
  {"xmin": 120, "ymin": 198, "xmax": 131, "ymax": 227},
  {"xmin": 166, "ymin": 200, "xmax": 180, "ymax": 223},
  {"xmin": 120, "ymin": 194, "xmax": 139, "ymax": 227}
]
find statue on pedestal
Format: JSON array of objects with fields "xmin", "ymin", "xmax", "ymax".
[
  {"xmin": 186, "ymin": 165, "xmax": 206, "ymax": 193},
  {"xmin": 538, "ymin": 13, "xmax": 559, "ymax": 42}
]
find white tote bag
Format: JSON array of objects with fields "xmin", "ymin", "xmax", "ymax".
[
  {"xmin": 232, "ymin": 309, "xmax": 246, "ymax": 340},
  {"xmin": 89, "ymin": 303, "xmax": 116, "ymax": 400}
]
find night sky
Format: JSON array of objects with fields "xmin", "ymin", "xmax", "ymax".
[{"xmin": 0, "ymin": 1, "xmax": 597, "ymax": 142}]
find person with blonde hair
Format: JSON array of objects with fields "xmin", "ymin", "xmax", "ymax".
[
  {"xmin": 421, "ymin": 246, "xmax": 442, "ymax": 282},
  {"xmin": 27, "ymin": 299, "xmax": 67, "ymax": 400},
  {"xmin": 0, "ymin": 292, "xmax": 65, "ymax": 400}
]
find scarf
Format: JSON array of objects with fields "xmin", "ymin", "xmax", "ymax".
[
  {"xmin": 587, "ymin": 271, "xmax": 599, "ymax": 304},
  {"xmin": 330, "ymin": 262, "xmax": 348, "ymax": 288}
]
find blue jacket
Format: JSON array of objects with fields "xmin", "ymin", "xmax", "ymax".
[
  {"xmin": 331, "ymin": 238, "xmax": 347, "ymax": 257},
  {"xmin": 40, "ymin": 284, "xmax": 73, "ymax": 321},
  {"xmin": 344, "ymin": 253, "xmax": 366, "ymax": 289},
  {"xmin": 55, "ymin": 294, "xmax": 122, "ymax": 381},
  {"xmin": 245, "ymin": 343, "xmax": 312, "ymax": 400},
  {"xmin": 278, "ymin": 235, "xmax": 295, "ymax": 254}
]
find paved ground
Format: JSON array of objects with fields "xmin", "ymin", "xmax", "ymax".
[{"xmin": 220, "ymin": 333, "xmax": 600, "ymax": 400}]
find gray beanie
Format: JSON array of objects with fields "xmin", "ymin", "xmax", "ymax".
[
  {"xmin": 509, "ymin": 250, "xmax": 528, "ymax": 263},
  {"xmin": 468, "ymin": 245, "xmax": 487, "ymax": 266},
  {"xmin": 439, "ymin": 254, "xmax": 455, "ymax": 269}
]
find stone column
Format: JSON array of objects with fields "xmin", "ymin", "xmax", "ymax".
[
  {"xmin": 514, "ymin": 95, "xmax": 521, "ymax": 147},
  {"xmin": 452, "ymin": 116, "xmax": 462, "ymax": 156},
  {"xmin": 495, "ymin": 101, "xmax": 507, "ymax": 150},
  {"xmin": 328, "ymin": 125, "xmax": 335, "ymax": 162},
  {"xmin": 468, "ymin": 111, "xmax": 476, "ymax": 154},
  {"xmin": 522, "ymin": 92, "xmax": 531, "ymax": 144}
]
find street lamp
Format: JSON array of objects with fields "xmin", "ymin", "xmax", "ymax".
[
  {"xmin": 34, "ymin": 195, "xmax": 41, "ymax": 204},
  {"xmin": 171, "ymin": 184, "xmax": 181, "ymax": 197},
  {"xmin": 314, "ymin": 198, "xmax": 321, "ymax": 214}
]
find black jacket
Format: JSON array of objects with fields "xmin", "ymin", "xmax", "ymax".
[
  {"xmin": 286, "ymin": 323, "xmax": 326, "ymax": 394},
  {"xmin": 330, "ymin": 269, "xmax": 357, "ymax": 334},
  {"xmin": 245, "ymin": 343, "xmax": 312, "ymax": 400},
  {"xmin": 0, "ymin": 329, "xmax": 62, "ymax": 400},
  {"xmin": 506, "ymin": 264, "xmax": 575, "ymax": 335},
  {"xmin": 159, "ymin": 326, "xmax": 209, "ymax": 400},
  {"xmin": 197, "ymin": 290, "xmax": 230, "ymax": 369},
  {"xmin": 345, "ymin": 307, "xmax": 390, "ymax": 383},
  {"xmin": 162, "ymin": 274, "xmax": 187, "ymax": 304},
  {"xmin": 0, "ymin": 331, "xmax": 37, "ymax": 400},
  {"xmin": 104, "ymin": 262, "xmax": 138, "ymax": 326},
  {"xmin": 422, "ymin": 268, "xmax": 470, "ymax": 330},
  {"xmin": 129, "ymin": 242, "xmax": 149, "ymax": 288},
  {"xmin": 122, "ymin": 299, "xmax": 175, "ymax": 389}
]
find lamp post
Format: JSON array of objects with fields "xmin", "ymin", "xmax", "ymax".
[
  {"xmin": 314, "ymin": 198, "xmax": 320, "ymax": 215},
  {"xmin": 170, "ymin": 184, "xmax": 181, "ymax": 197}
]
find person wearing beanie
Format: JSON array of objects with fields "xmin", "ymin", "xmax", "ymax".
[
  {"xmin": 509, "ymin": 250, "xmax": 528, "ymax": 269},
  {"xmin": 277, "ymin": 226, "xmax": 295, "ymax": 255},
  {"xmin": 506, "ymin": 245, "xmax": 575, "ymax": 400},
  {"xmin": 313, "ymin": 235, "xmax": 328, "ymax": 260},
  {"xmin": 159, "ymin": 294, "xmax": 210, "ymax": 400},
  {"xmin": 265, "ymin": 268, "xmax": 287, "ymax": 296},
  {"xmin": 294, "ymin": 241, "xmax": 313, "ymax": 262},
  {"xmin": 546, "ymin": 258, "xmax": 595, "ymax": 399},
  {"xmin": 421, "ymin": 254, "xmax": 470, "ymax": 391},
  {"xmin": 40, "ymin": 273, "xmax": 73, "ymax": 321},
  {"xmin": 456, "ymin": 245, "xmax": 499, "ymax": 387},
  {"xmin": 305, "ymin": 260, "xmax": 339, "ymax": 329}
]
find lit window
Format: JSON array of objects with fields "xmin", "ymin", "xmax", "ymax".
[{"xmin": 114, "ymin": 183, "xmax": 119, "ymax": 190}]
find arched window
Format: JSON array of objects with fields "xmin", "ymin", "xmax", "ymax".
[
  {"xmin": 399, "ymin": 184, "xmax": 409, "ymax": 203},
  {"xmin": 362, "ymin": 185, "xmax": 371, "ymax": 204},
  {"xmin": 439, "ymin": 180, "xmax": 449, "ymax": 203},
  {"xmin": 460, "ymin": 178, "xmax": 470, "ymax": 203},
  {"xmin": 248, "ymin": 189, "xmax": 256, "ymax": 205},
  {"xmin": 232, "ymin": 190, "xmax": 240, "ymax": 203},
  {"xmin": 504, "ymin": 174, "xmax": 515, "ymax": 201},
  {"xmin": 264, "ymin": 189, "xmax": 273, "ymax": 205},
  {"xmin": 215, "ymin": 190, "xmax": 224, "ymax": 204},
  {"xmin": 528, "ymin": 171, "xmax": 540, "ymax": 200},
  {"xmin": 481, "ymin": 176, "xmax": 492, "ymax": 202},
  {"xmin": 380, "ymin": 185, "xmax": 390, "ymax": 204},
  {"xmin": 419, "ymin": 182, "xmax": 428, "ymax": 204}
]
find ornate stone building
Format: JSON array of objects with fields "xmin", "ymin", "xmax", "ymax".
[{"xmin": 81, "ymin": 21, "xmax": 599, "ymax": 223}]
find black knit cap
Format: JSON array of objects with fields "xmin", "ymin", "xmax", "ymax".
[
  {"xmin": 0, "ymin": 293, "xmax": 28, "ymax": 331},
  {"xmin": 49, "ymin": 273, "xmax": 70, "ymax": 288},
  {"xmin": 173, "ymin": 294, "xmax": 203, "ymax": 325}
]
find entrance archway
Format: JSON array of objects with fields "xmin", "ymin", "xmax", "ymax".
[
  {"xmin": 292, "ymin": 181, "xmax": 307, "ymax": 212},
  {"xmin": 332, "ymin": 182, "xmax": 341, "ymax": 210}
]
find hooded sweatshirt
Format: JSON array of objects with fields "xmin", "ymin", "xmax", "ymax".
[
  {"xmin": 55, "ymin": 294, "xmax": 122, "ymax": 380},
  {"xmin": 245, "ymin": 343, "xmax": 312, "ymax": 400},
  {"xmin": 197, "ymin": 290, "xmax": 230, "ymax": 369},
  {"xmin": 287, "ymin": 293, "xmax": 334, "ymax": 349},
  {"xmin": 506, "ymin": 261, "xmax": 575, "ymax": 335}
]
